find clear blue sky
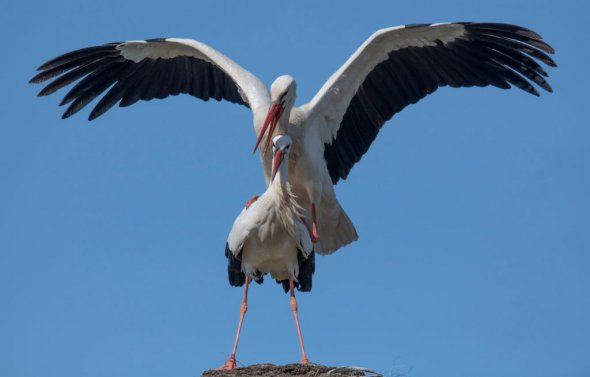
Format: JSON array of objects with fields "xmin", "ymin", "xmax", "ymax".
[{"xmin": 1, "ymin": 1, "xmax": 588, "ymax": 376}]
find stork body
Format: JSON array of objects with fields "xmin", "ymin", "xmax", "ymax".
[
  {"xmin": 223, "ymin": 135, "xmax": 312, "ymax": 368},
  {"xmin": 226, "ymin": 134, "xmax": 314, "ymax": 286}
]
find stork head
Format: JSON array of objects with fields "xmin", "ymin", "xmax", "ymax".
[
  {"xmin": 270, "ymin": 75, "xmax": 296, "ymax": 106},
  {"xmin": 270, "ymin": 134, "xmax": 292, "ymax": 184},
  {"xmin": 254, "ymin": 75, "xmax": 296, "ymax": 155}
]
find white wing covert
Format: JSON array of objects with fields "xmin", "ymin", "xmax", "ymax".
[{"xmin": 226, "ymin": 206, "xmax": 258, "ymax": 256}]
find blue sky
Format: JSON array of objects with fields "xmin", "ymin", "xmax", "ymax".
[{"xmin": 1, "ymin": 1, "xmax": 588, "ymax": 377}]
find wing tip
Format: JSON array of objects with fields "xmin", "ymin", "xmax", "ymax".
[
  {"xmin": 36, "ymin": 62, "xmax": 53, "ymax": 71},
  {"xmin": 88, "ymin": 107, "xmax": 104, "ymax": 121},
  {"xmin": 29, "ymin": 72, "xmax": 48, "ymax": 84}
]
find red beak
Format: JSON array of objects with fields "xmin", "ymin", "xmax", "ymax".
[
  {"xmin": 253, "ymin": 102, "xmax": 284, "ymax": 155},
  {"xmin": 270, "ymin": 148, "xmax": 285, "ymax": 183}
]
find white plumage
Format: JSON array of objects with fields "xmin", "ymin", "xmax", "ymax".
[{"xmin": 226, "ymin": 135, "xmax": 313, "ymax": 283}]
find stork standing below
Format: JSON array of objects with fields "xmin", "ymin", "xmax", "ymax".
[
  {"xmin": 223, "ymin": 134, "xmax": 314, "ymax": 369},
  {"xmin": 30, "ymin": 22, "xmax": 556, "ymax": 256}
]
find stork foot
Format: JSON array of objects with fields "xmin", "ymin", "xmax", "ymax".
[
  {"xmin": 217, "ymin": 355, "xmax": 237, "ymax": 370},
  {"xmin": 301, "ymin": 218, "xmax": 319, "ymax": 243},
  {"xmin": 311, "ymin": 223, "xmax": 319, "ymax": 243},
  {"xmin": 245, "ymin": 195, "xmax": 259, "ymax": 209},
  {"xmin": 310, "ymin": 202, "xmax": 319, "ymax": 243}
]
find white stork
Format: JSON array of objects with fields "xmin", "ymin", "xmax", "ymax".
[
  {"xmin": 30, "ymin": 22, "xmax": 556, "ymax": 256},
  {"xmin": 223, "ymin": 134, "xmax": 313, "ymax": 369}
]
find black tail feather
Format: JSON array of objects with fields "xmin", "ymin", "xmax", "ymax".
[
  {"xmin": 298, "ymin": 250, "xmax": 315, "ymax": 292},
  {"xmin": 225, "ymin": 243, "xmax": 245, "ymax": 287},
  {"xmin": 276, "ymin": 250, "xmax": 315, "ymax": 293}
]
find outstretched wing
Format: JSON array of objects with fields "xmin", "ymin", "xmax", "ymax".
[
  {"xmin": 31, "ymin": 38, "xmax": 270, "ymax": 120},
  {"xmin": 303, "ymin": 22, "xmax": 556, "ymax": 183}
]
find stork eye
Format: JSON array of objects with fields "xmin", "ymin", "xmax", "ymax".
[{"xmin": 279, "ymin": 91, "xmax": 288, "ymax": 102}]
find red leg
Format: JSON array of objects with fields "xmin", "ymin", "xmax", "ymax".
[
  {"xmin": 300, "ymin": 218, "xmax": 314, "ymax": 241},
  {"xmin": 218, "ymin": 276, "xmax": 250, "ymax": 370},
  {"xmin": 310, "ymin": 203, "xmax": 319, "ymax": 243},
  {"xmin": 245, "ymin": 195, "xmax": 259, "ymax": 209},
  {"xmin": 289, "ymin": 275, "xmax": 309, "ymax": 365}
]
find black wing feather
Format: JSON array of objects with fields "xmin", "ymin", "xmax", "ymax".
[
  {"xmin": 36, "ymin": 44, "xmax": 121, "ymax": 71},
  {"xmin": 63, "ymin": 61, "xmax": 137, "ymax": 119},
  {"xmin": 119, "ymin": 59, "xmax": 157, "ymax": 107}
]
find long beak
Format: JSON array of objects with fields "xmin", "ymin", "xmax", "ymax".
[
  {"xmin": 253, "ymin": 102, "xmax": 284, "ymax": 155},
  {"xmin": 270, "ymin": 148, "xmax": 285, "ymax": 183}
]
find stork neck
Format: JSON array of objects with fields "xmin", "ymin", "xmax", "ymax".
[
  {"xmin": 276, "ymin": 106, "xmax": 291, "ymax": 133},
  {"xmin": 272, "ymin": 159, "xmax": 290, "ymax": 187}
]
